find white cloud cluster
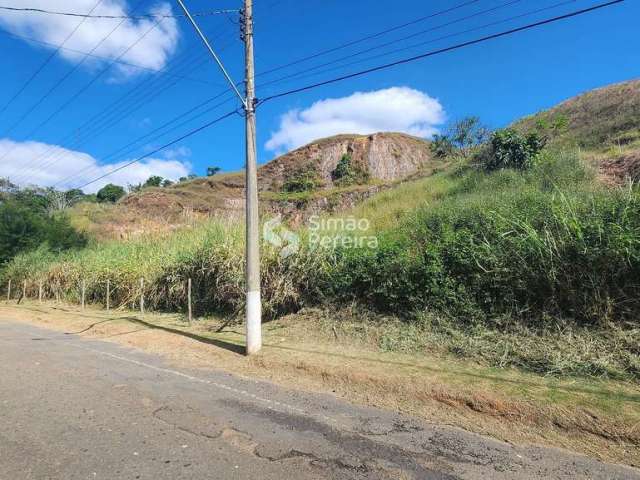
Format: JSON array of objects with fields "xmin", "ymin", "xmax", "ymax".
[
  {"xmin": 0, "ymin": 139, "xmax": 191, "ymax": 193},
  {"xmin": 0, "ymin": 0, "xmax": 179, "ymax": 78},
  {"xmin": 265, "ymin": 87, "xmax": 446, "ymax": 153}
]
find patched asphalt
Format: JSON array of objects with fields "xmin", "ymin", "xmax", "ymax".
[{"xmin": 0, "ymin": 319, "xmax": 637, "ymax": 479}]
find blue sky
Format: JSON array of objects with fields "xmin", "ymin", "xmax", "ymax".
[{"xmin": 0, "ymin": 0, "xmax": 638, "ymax": 192}]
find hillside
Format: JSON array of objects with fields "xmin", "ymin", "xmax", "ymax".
[
  {"xmin": 514, "ymin": 78, "xmax": 640, "ymax": 148},
  {"xmin": 71, "ymin": 79, "xmax": 640, "ymax": 240},
  {"xmin": 76, "ymin": 132, "xmax": 440, "ymax": 239},
  {"xmin": 514, "ymin": 79, "xmax": 640, "ymax": 183},
  {"xmin": 6, "ymin": 78, "xmax": 640, "ymax": 392}
]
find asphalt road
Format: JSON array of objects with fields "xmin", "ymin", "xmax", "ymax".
[{"xmin": 0, "ymin": 320, "xmax": 637, "ymax": 480}]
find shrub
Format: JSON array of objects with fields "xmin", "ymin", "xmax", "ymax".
[
  {"xmin": 0, "ymin": 202, "xmax": 86, "ymax": 265},
  {"xmin": 331, "ymin": 154, "xmax": 369, "ymax": 186},
  {"xmin": 282, "ymin": 165, "xmax": 322, "ymax": 193},
  {"xmin": 96, "ymin": 184, "xmax": 126, "ymax": 203},
  {"xmin": 481, "ymin": 128, "xmax": 546, "ymax": 171},
  {"xmin": 430, "ymin": 134, "xmax": 454, "ymax": 158},
  {"xmin": 324, "ymin": 152, "xmax": 640, "ymax": 326}
]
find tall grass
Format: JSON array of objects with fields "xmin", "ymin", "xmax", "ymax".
[
  {"xmin": 326, "ymin": 151, "xmax": 640, "ymax": 326},
  {"xmin": 4, "ymin": 150, "xmax": 640, "ymax": 329},
  {"xmin": 2, "ymin": 220, "xmax": 326, "ymax": 319}
]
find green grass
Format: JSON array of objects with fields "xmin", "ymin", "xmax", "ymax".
[
  {"xmin": 4, "ymin": 147, "xmax": 640, "ymax": 381},
  {"xmin": 3, "ymin": 219, "xmax": 326, "ymax": 319}
]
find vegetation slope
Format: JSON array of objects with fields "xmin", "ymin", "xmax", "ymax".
[{"xmin": 3, "ymin": 79, "xmax": 640, "ymax": 382}]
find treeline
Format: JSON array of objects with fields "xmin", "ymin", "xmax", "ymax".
[
  {"xmin": 0, "ymin": 179, "xmax": 87, "ymax": 265},
  {"xmin": 96, "ymin": 167, "xmax": 222, "ymax": 203}
]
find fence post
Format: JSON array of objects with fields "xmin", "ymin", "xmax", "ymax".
[
  {"xmin": 7, "ymin": 279, "xmax": 11, "ymax": 301},
  {"xmin": 187, "ymin": 277, "xmax": 192, "ymax": 325},
  {"xmin": 55, "ymin": 284, "xmax": 60, "ymax": 304},
  {"xmin": 22, "ymin": 280, "xmax": 26, "ymax": 301},
  {"xmin": 106, "ymin": 279, "xmax": 110, "ymax": 312},
  {"xmin": 140, "ymin": 278, "xmax": 144, "ymax": 316},
  {"xmin": 39, "ymin": 280, "xmax": 43, "ymax": 304},
  {"xmin": 81, "ymin": 279, "xmax": 86, "ymax": 310}
]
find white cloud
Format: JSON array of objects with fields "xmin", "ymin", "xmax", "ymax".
[
  {"xmin": 0, "ymin": 0, "xmax": 179, "ymax": 78},
  {"xmin": 0, "ymin": 138, "xmax": 191, "ymax": 193},
  {"xmin": 265, "ymin": 87, "xmax": 446, "ymax": 153}
]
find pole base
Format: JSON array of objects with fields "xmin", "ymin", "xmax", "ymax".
[{"xmin": 245, "ymin": 290, "xmax": 262, "ymax": 355}]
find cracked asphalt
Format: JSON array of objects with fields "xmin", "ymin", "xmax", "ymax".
[{"xmin": 0, "ymin": 320, "xmax": 637, "ymax": 479}]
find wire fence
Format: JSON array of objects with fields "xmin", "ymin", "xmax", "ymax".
[{"xmin": 3, "ymin": 277, "xmax": 194, "ymax": 324}]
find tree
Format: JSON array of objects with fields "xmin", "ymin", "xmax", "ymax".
[
  {"xmin": 97, "ymin": 184, "xmax": 126, "ymax": 203},
  {"xmin": 161, "ymin": 179, "xmax": 174, "ymax": 187},
  {"xmin": 0, "ymin": 201, "xmax": 86, "ymax": 264},
  {"xmin": 207, "ymin": 166, "xmax": 221, "ymax": 176},
  {"xmin": 64, "ymin": 188, "xmax": 86, "ymax": 205},
  {"xmin": 448, "ymin": 117, "xmax": 490, "ymax": 156},
  {"xmin": 143, "ymin": 175, "xmax": 163, "ymax": 188}
]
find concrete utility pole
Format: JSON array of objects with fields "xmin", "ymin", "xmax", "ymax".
[
  {"xmin": 140, "ymin": 278, "xmax": 144, "ymax": 316},
  {"xmin": 177, "ymin": 0, "xmax": 262, "ymax": 355},
  {"xmin": 187, "ymin": 278, "xmax": 192, "ymax": 325},
  {"xmin": 242, "ymin": 0, "xmax": 262, "ymax": 355}
]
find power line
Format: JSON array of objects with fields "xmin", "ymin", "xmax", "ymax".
[
  {"xmin": 0, "ymin": 5, "xmax": 239, "ymax": 19},
  {"xmin": 9, "ymin": 54, "xmax": 212, "ymax": 184},
  {"xmin": 74, "ymin": 110, "xmax": 237, "ymax": 190},
  {"xmin": 0, "ymin": 29, "xmax": 219, "ymax": 85},
  {"xmin": 10, "ymin": 24, "xmax": 240, "ymax": 183},
  {"xmin": 16, "ymin": 0, "xmax": 510, "ymax": 180},
  {"xmin": 255, "ymin": 0, "xmax": 484, "ymax": 78},
  {"xmin": 53, "ymin": 93, "xmax": 236, "ymax": 188},
  {"xmin": 259, "ymin": 0, "xmax": 624, "ymax": 105},
  {"xmin": 0, "ymin": 0, "xmax": 105, "ymax": 117},
  {"xmin": 12, "ymin": 32, "xmax": 238, "ymax": 182},
  {"xmin": 0, "ymin": 0, "xmax": 147, "ymax": 138},
  {"xmin": 257, "ymin": 0, "xmax": 525, "ymax": 92},
  {"xmin": 1, "ymin": 2, "xmax": 164, "ymax": 170},
  {"xmin": 257, "ymin": 0, "xmax": 577, "ymax": 94}
]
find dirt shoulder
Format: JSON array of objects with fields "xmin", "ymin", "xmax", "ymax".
[{"xmin": 2, "ymin": 301, "xmax": 639, "ymax": 467}]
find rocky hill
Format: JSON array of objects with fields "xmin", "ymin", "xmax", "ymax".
[
  {"xmin": 78, "ymin": 132, "xmax": 438, "ymax": 239},
  {"xmin": 74, "ymin": 79, "xmax": 640, "ymax": 239}
]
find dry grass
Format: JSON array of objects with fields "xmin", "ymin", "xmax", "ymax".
[{"xmin": 3, "ymin": 301, "xmax": 639, "ymax": 467}]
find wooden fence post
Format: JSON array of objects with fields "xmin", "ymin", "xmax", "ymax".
[
  {"xmin": 140, "ymin": 278, "xmax": 144, "ymax": 316},
  {"xmin": 22, "ymin": 280, "xmax": 26, "ymax": 300},
  {"xmin": 81, "ymin": 279, "xmax": 86, "ymax": 310},
  {"xmin": 39, "ymin": 280, "xmax": 43, "ymax": 304},
  {"xmin": 7, "ymin": 279, "xmax": 11, "ymax": 301},
  {"xmin": 187, "ymin": 277, "xmax": 192, "ymax": 325},
  {"xmin": 106, "ymin": 279, "xmax": 110, "ymax": 312}
]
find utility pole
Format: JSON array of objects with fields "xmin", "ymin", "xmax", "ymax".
[
  {"xmin": 242, "ymin": 0, "xmax": 262, "ymax": 355},
  {"xmin": 81, "ymin": 279, "xmax": 86, "ymax": 310},
  {"xmin": 177, "ymin": 0, "xmax": 262, "ymax": 355},
  {"xmin": 187, "ymin": 277, "xmax": 192, "ymax": 325}
]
